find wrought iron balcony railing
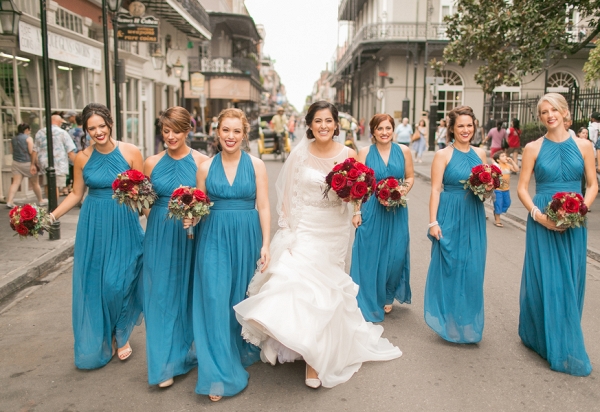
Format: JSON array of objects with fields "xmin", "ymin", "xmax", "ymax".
[{"xmin": 189, "ymin": 56, "xmax": 260, "ymax": 81}]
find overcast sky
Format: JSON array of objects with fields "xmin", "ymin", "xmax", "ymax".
[{"xmin": 245, "ymin": 0, "xmax": 339, "ymax": 111}]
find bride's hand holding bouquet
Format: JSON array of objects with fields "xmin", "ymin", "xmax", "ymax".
[{"xmin": 324, "ymin": 158, "xmax": 376, "ymax": 206}]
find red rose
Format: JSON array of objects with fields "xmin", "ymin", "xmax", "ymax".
[
  {"xmin": 172, "ymin": 187, "xmax": 186, "ymax": 198},
  {"xmin": 119, "ymin": 180, "xmax": 134, "ymax": 192},
  {"xmin": 9, "ymin": 206, "xmax": 18, "ymax": 218},
  {"xmin": 193, "ymin": 190, "xmax": 207, "ymax": 202},
  {"xmin": 478, "ymin": 171, "xmax": 492, "ymax": 184},
  {"xmin": 332, "ymin": 163, "xmax": 344, "ymax": 172},
  {"xmin": 378, "ymin": 188, "xmax": 390, "ymax": 200},
  {"xmin": 563, "ymin": 196, "xmax": 580, "ymax": 214},
  {"xmin": 490, "ymin": 165, "xmax": 502, "ymax": 175},
  {"xmin": 580, "ymin": 203, "xmax": 589, "ymax": 216},
  {"xmin": 347, "ymin": 168, "xmax": 360, "ymax": 180},
  {"xmin": 22, "ymin": 219, "xmax": 36, "ymax": 229},
  {"xmin": 351, "ymin": 181, "xmax": 369, "ymax": 199},
  {"xmin": 386, "ymin": 178, "xmax": 399, "ymax": 188},
  {"xmin": 390, "ymin": 190, "xmax": 402, "ymax": 201},
  {"xmin": 331, "ymin": 174, "xmax": 347, "ymax": 191},
  {"xmin": 20, "ymin": 204, "xmax": 37, "ymax": 221},
  {"xmin": 550, "ymin": 198, "xmax": 562, "ymax": 212},
  {"xmin": 112, "ymin": 179, "xmax": 119, "ymax": 191},
  {"xmin": 126, "ymin": 169, "xmax": 145, "ymax": 184},
  {"xmin": 469, "ymin": 175, "xmax": 480, "ymax": 186},
  {"xmin": 15, "ymin": 224, "xmax": 29, "ymax": 236},
  {"xmin": 354, "ymin": 162, "xmax": 368, "ymax": 173},
  {"xmin": 552, "ymin": 192, "xmax": 566, "ymax": 200},
  {"xmin": 575, "ymin": 193, "xmax": 584, "ymax": 203},
  {"xmin": 472, "ymin": 165, "xmax": 485, "ymax": 174},
  {"xmin": 181, "ymin": 193, "xmax": 194, "ymax": 205}
]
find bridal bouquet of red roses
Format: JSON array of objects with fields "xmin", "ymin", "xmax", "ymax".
[
  {"xmin": 112, "ymin": 169, "xmax": 157, "ymax": 212},
  {"xmin": 167, "ymin": 186, "xmax": 213, "ymax": 239},
  {"xmin": 324, "ymin": 158, "xmax": 376, "ymax": 206},
  {"xmin": 460, "ymin": 164, "xmax": 503, "ymax": 201},
  {"xmin": 375, "ymin": 177, "xmax": 408, "ymax": 211},
  {"xmin": 545, "ymin": 192, "xmax": 588, "ymax": 228},
  {"xmin": 9, "ymin": 204, "xmax": 51, "ymax": 239}
]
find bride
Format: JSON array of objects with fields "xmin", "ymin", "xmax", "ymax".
[{"xmin": 234, "ymin": 101, "xmax": 402, "ymax": 389}]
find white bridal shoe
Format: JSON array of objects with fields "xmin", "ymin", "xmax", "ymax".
[{"xmin": 305, "ymin": 364, "xmax": 321, "ymax": 389}]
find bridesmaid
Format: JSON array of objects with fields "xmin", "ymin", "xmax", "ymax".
[
  {"xmin": 185, "ymin": 108, "xmax": 270, "ymax": 401},
  {"xmin": 142, "ymin": 106, "xmax": 208, "ymax": 388},
  {"xmin": 49, "ymin": 103, "xmax": 144, "ymax": 368},
  {"xmin": 424, "ymin": 106, "xmax": 487, "ymax": 343},
  {"xmin": 350, "ymin": 113, "xmax": 414, "ymax": 322},
  {"xmin": 517, "ymin": 93, "xmax": 597, "ymax": 376}
]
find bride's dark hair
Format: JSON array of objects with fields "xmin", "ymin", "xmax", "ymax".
[{"xmin": 305, "ymin": 101, "xmax": 340, "ymax": 139}]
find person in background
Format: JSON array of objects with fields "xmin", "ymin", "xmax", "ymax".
[
  {"xmin": 577, "ymin": 127, "xmax": 591, "ymax": 196},
  {"xmin": 492, "ymin": 150, "xmax": 519, "ymax": 227},
  {"xmin": 6, "ymin": 123, "xmax": 46, "ymax": 208},
  {"xmin": 471, "ymin": 119, "xmax": 483, "ymax": 147},
  {"xmin": 507, "ymin": 118, "xmax": 521, "ymax": 165},
  {"xmin": 564, "ymin": 118, "xmax": 577, "ymax": 139},
  {"xmin": 358, "ymin": 118, "xmax": 365, "ymax": 140},
  {"xmin": 588, "ymin": 111, "xmax": 600, "ymax": 145},
  {"xmin": 64, "ymin": 111, "xmax": 77, "ymax": 131},
  {"xmin": 30, "ymin": 112, "xmax": 76, "ymax": 202},
  {"xmin": 288, "ymin": 114, "xmax": 296, "ymax": 142},
  {"xmin": 271, "ymin": 107, "xmax": 287, "ymax": 153},
  {"xmin": 67, "ymin": 114, "xmax": 86, "ymax": 195},
  {"xmin": 436, "ymin": 119, "xmax": 448, "ymax": 150},
  {"xmin": 412, "ymin": 119, "xmax": 427, "ymax": 163},
  {"xmin": 154, "ymin": 111, "xmax": 164, "ymax": 154},
  {"xmin": 394, "ymin": 117, "xmax": 413, "ymax": 146},
  {"xmin": 485, "ymin": 120, "xmax": 507, "ymax": 157}
]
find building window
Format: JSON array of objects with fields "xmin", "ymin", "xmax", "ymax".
[
  {"xmin": 547, "ymin": 71, "xmax": 578, "ymax": 93},
  {"xmin": 436, "ymin": 70, "xmax": 464, "ymax": 121},
  {"xmin": 490, "ymin": 84, "xmax": 521, "ymax": 123},
  {"xmin": 55, "ymin": 6, "xmax": 83, "ymax": 34},
  {"xmin": 123, "ymin": 77, "xmax": 141, "ymax": 146}
]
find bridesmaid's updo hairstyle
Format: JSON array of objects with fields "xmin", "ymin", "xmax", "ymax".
[
  {"xmin": 305, "ymin": 101, "xmax": 340, "ymax": 139},
  {"xmin": 160, "ymin": 106, "xmax": 191, "ymax": 134},
  {"xmin": 82, "ymin": 103, "xmax": 113, "ymax": 137},
  {"xmin": 537, "ymin": 92, "xmax": 571, "ymax": 122},
  {"xmin": 369, "ymin": 113, "xmax": 395, "ymax": 138},
  {"xmin": 447, "ymin": 105, "xmax": 476, "ymax": 142},
  {"xmin": 217, "ymin": 108, "xmax": 250, "ymax": 138}
]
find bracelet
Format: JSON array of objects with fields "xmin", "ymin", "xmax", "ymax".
[
  {"xmin": 49, "ymin": 212, "xmax": 57, "ymax": 223},
  {"xmin": 530, "ymin": 206, "xmax": 540, "ymax": 222},
  {"xmin": 428, "ymin": 221, "xmax": 439, "ymax": 228},
  {"xmin": 353, "ymin": 211, "xmax": 362, "ymax": 216}
]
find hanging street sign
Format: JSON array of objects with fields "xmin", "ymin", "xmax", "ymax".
[{"xmin": 116, "ymin": 14, "xmax": 159, "ymax": 43}]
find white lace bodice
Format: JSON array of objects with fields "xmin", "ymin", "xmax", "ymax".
[{"xmin": 298, "ymin": 146, "xmax": 349, "ymax": 209}]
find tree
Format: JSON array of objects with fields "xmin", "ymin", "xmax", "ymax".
[{"xmin": 443, "ymin": 0, "xmax": 600, "ymax": 94}]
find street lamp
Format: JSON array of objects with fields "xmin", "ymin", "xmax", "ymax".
[
  {"xmin": 173, "ymin": 57, "xmax": 185, "ymax": 107},
  {"xmin": 0, "ymin": 0, "xmax": 22, "ymax": 35},
  {"xmin": 151, "ymin": 49, "xmax": 164, "ymax": 70},
  {"xmin": 107, "ymin": 0, "xmax": 123, "ymax": 140}
]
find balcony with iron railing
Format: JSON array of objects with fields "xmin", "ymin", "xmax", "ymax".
[{"xmin": 190, "ymin": 56, "xmax": 260, "ymax": 82}]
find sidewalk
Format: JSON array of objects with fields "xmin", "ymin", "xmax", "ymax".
[{"xmin": 0, "ymin": 196, "xmax": 80, "ymax": 301}]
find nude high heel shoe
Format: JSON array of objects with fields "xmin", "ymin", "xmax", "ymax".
[{"xmin": 305, "ymin": 364, "xmax": 321, "ymax": 389}]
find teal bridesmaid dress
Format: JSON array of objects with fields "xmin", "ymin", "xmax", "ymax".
[
  {"xmin": 424, "ymin": 147, "xmax": 486, "ymax": 343},
  {"xmin": 72, "ymin": 144, "xmax": 144, "ymax": 369},
  {"xmin": 143, "ymin": 150, "xmax": 198, "ymax": 385},
  {"xmin": 192, "ymin": 151, "xmax": 261, "ymax": 397},
  {"xmin": 350, "ymin": 143, "xmax": 411, "ymax": 322},
  {"xmin": 519, "ymin": 137, "xmax": 591, "ymax": 376}
]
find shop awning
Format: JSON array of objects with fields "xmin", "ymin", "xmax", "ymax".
[{"xmin": 143, "ymin": 0, "xmax": 211, "ymax": 40}]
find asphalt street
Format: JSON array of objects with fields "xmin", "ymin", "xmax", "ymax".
[{"xmin": 1, "ymin": 142, "xmax": 599, "ymax": 411}]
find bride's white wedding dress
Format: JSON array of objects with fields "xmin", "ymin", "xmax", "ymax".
[{"xmin": 234, "ymin": 138, "xmax": 402, "ymax": 388}]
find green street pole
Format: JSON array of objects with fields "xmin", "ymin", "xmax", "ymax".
[
  {"xmin": 113, "ymin": 13, "xmax": 122, "ymax": 140},
  {"xmin": 102, "ymin": 0, "xmax": 111, "ymax": 108}
]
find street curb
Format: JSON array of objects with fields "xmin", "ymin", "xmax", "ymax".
[
  {"xmin": 0, "ymin": 239, "xmax": 75, "ymax": 301},
  {"xmin": 413, "ymin": 169, "xmax": 600, "ymax": 263}
]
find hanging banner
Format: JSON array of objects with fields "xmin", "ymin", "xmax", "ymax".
[{"xmin": 116, "ymin": 14, "xmax": 159, "ymax": 43}]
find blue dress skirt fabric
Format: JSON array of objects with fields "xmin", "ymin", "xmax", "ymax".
[
  {"xmin": 192, "ymin": 152, "xmax": 261, "ymax": 396},
  {"xmin": 350, "ymin": 143, "xmax": 411, "ymax": 322},
  {"xmin": 424, "ymin": 148, "xmax": 487, "ymax": 343},
  {"xmin": 143, "ymin": 151, "xmax": 198, "ymax": 385},
  {"xmin": 72, "ymin": 145, "xmax": 144, "ymax": 369},
  {"xmin": 519, "ymin": 137, "xmax": 591, "ymax": 376}
]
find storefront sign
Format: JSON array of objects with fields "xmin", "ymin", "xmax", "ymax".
[
  {"xmin": 190, "ymin": 72, "xmax": 205, "ymax": 93},
  {"xmin": 18, "ymin": 21, "xmax": 102, "ymax": 71},
  {"xmin": 116, "ymin": 14, "xmax": 159, "ymax": 43}
]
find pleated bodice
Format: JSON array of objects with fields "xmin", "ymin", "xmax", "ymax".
[
  {"xmin": 151, "ymin": 151, "xmax": 197, "ymax": 207},
  {"xmin": 84, "ymin": 145, "xmax": 130, "ymax": 194},
  {"xmin": 442, "ymin": 147, "xmax": 482, "ymax": 193},
  {"xmin": 534, "ymin": 137, "xmax": 583, "ymax": 200},
  {"xmin": 367, "ymin": 143, "xmax": 405, "ymax": 181},
  {"xmin": 206, "ymin": 152, "xmax": 256, "ymax": 210}
]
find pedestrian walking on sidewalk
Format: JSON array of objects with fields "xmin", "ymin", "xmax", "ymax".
[
  {"xmin": 424, "ymin": 106, "xmax": 488, "ymax": 343},
  {"xmin": 517, "ymin": 93, "xmax": 597, "ymax": 376},
  {"xmin": 141, "ymin": 107, "xmax": 209, "ymax": 388},
  {"xmin": 6, "ymin": 123, "xmax": 46, "ymax": 208},
  {"xmin": 485, "ymin": 120, "xmax": 507, "ymax": 157},
  {"xmin": 507, "ymin": 118, "xmax": 521, "ymax": 164},
  {"xmin": 491, "ymin": 150, "xmax": 519, "ymax": 227},
  {"xmin": 394, "ymin": 117, "xmax": 413, "ymax": 146},
  {"xmin": 184, "ymin": 108, "xmax": 270, "ymax": 402},
  {"xmin": 48, "ymin": 103, "xmax": 144, "ymax": 369},
  {"xmin": 436, "ymin": 119, "xmax": 448, "ymax": 150},
  {"xmin": 350, "ymin": 113, "xmax": 414, "ymax": 322},
  {"xmin": 412, "ymin": 119, "xmax": 427, "ymax": 162}
]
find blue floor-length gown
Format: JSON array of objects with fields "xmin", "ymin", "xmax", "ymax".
[
  {"xmin": 424, "ymin": 147, "xmax": 486, "ymax": 343},
  {"xmin": 350, "ymin": 143, "xmax": 411, "ymax": 322},
  {"xmin": 143, "ymin": 150, "xmax": 198, "ymax": 385},
  {"xmin": 193, "ymin": 151, "xmax": 261, "ymax": 396},
  {"xmin": 73, "ymin": 144, "xmax": 144, "ymax": 369},
  {"xmin": 519, "ymin": 137, "xmax": 591, "ymax": 376}
]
